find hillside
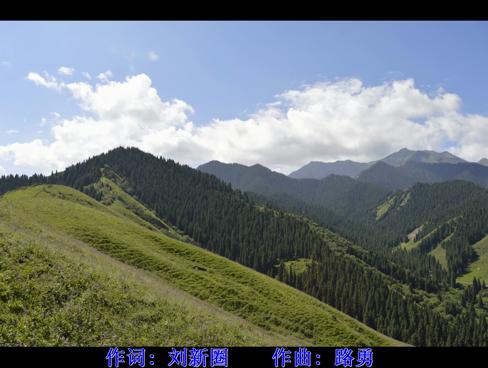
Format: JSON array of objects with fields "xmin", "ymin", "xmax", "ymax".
[
  {"xmin": 200, "ymin": 156, "xmax": 488, "ymax": 307},
  {"xmin": 358, "ymin": 161, "xmax": 488, "ymax": 190},
  {"xmin": 0, "ymin": 183, "xmax": 398, "ymax": 346},
  {"xmin": 358, "ymin": 161, "xmax": 417, "ymax": 190},
  {"xmin": 198, "ymin": 160, "xmax": 389, "ymax": 217},
  {"xmin": 458, "ymin": 235, "xmax": 488, "ymax": 285},
  {"xmin": 1, "ymin": 147, "xmax": 487, "ymax": 346}
]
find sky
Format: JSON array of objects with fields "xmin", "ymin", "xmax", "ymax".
[{"xmin": 1, "ymin": 21, "xmax": 488, "ymax": 175}]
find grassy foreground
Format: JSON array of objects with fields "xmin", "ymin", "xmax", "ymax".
[{"xmin": 0, "ymin": 184, "xmax": 401, "ymax": 346}]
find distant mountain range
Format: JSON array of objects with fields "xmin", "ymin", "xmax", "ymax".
[
  {"xmin": 198, "ymin": 160, "xmax": 389, "ymax": 216},
  {"xmin": 290, "ymin": 148, "xmax": 467, "ymax": 179},
  {"xmin": 278, "ymin": 148, "xmax": 488, "ymax": 190},
  {"xmin": 199, "ymin": 148, "xmax": 488, "ymax": 192},
  {"xmin": 358, "ymin": 161, "xmax": 488, "ymax": 190}
]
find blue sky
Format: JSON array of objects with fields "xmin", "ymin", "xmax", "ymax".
[{"xmin": 1, "ymin": 21, "xmax": 488, "ymax": 174}]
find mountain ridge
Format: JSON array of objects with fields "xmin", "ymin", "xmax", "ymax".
[
  {"xmin": 0, "ymin": 180, "xmax": 397, "ymax": 346},
  {"xmin": 288, "ymin": 148, "xmax": 469, "ymax": 180}
]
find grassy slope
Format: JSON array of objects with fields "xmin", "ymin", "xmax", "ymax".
[
  {"xmin": 398, "ymin": 226, "xmax": 423, "ymax": 251},
  {"xmin": 375, "ymin": 196, "xmax": 396, "ymax": 220},
  {"xmin": 457, "ymin": 234, "xmax": 488, "ymax": 285},
  {"xmin": 87, "ymin": 174, "xmax": 193, "ymax": 244},
  {"xmin": 429, "ymin": 243, "xmax": 448, "ymax": 271},
  {"xmin": 0, "ymin": 184, "xmax": 400, "ymax": 346},
  {"xmin": 0, "ymin": 221, "xmax": 289, "ymax": 346}
]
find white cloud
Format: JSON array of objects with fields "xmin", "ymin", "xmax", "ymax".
[
  {"xmin": 82, "ymin": 72, "xmax": 92, "ymax": 80},
  {"xmin": 97, "ymin": 70, "xmax": 113, "ymax": 83},
  {"xmin": 2, "ymin": 73, "xmax": 488, "ymax": 175},
  {"xmin": 0, "ymin": 165, "xmax": 4, "ymax": 175},
  {"xmin": 147, "ymin": 51, "xmax": 159, "ymax": 62},
  {"xmin": 26, "ymin": 72, "xmax": 60, "ymax": 90},
  {"xmin": 58, "ymin": 66, "xmax": 75, "ymax": 76},
  {"xmin": 5, "ymin": 129, "xmax": 19, "ymax": 135}
]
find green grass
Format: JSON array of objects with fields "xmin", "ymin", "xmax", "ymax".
[
  {"xmin": 399, "ymin": 238, "xmax": 421, "ymax": 252},
  {"xmin": 398, "ymin": 226, "xmax": 422, "ymax": 251},
  {"xmin": 284, "ymin": 258, "xmax": 312, "ymax": 275},
  {"xmin": 399, "ymin": 192, "xmax": 411, "ymax": 207},
  {"xmin": 0, "ymin": 184, "xmax": 401, "ymax": 346},
  {"xmin": 0, "ymin": 224, "xmax": 285, "ymax": 346},
  {"xmin": 375, "ymin": 197, "xmax": 396, "ymax": 220},
  {"xmin": 376, "ymin": 192, "xmax": 410, "ymax": 221},
  {"xmin": 457, "ymin": 234, "xmax": 488, "ymax": 285},
  {"xmin": 397, "ymin": 226, "xmax": 427, "ymax": 252},
  {"xmin": 429, "ymin": 243, "xmax": 448, "ymax": 271},
  {"xmin": 87, "ymin": 172, "xmax": 193, "ymax": 244}
]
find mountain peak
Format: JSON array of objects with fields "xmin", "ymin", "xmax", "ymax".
[
  {"xmin": 381, "ymin": 148, "xmax": 465, "ymax": 167},
  {"xmin": 289, "ymin": 160, "xmax": 371, "ymax": 179},
  {"xmin": 479, "ymin": 158, "xmax": 488, "ymax": 167},
  {"xmin": 250, "ymin": 163, "xmax": 271, "ymax": 170}
]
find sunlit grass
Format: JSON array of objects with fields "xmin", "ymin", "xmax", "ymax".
[{"xmin": 0, "ymin": 184, "xmax": 400, "ymax": 346}]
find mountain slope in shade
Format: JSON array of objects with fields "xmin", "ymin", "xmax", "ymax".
[
  {"xmin": 358, "ymin": 161, "xmax": 488, "ymax": 190},
  {"xmin": 357, "ymin": 161, "xmax": 417, "ymax": 190},
  {"xmin": 0, "ymin": 183, "xmax": 398, "ymax": 346},
  {"xmin": 198, "ymin": 160, "xmax": 389, "ymax": 216},
  {"xmin": 289, "ymin": 160, "xmax": 372, "ymax": 179}
]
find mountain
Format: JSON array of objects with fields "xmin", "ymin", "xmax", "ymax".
[
  {"xmin": 0, "ymin": 173, "xmax": 395, "ymax": 346},
  {"xmin": 358, "ymin": 161, "xmax": 488, "ymax": 190},
  {"xmin": 479, "ymin": 158, "xmax": 488, "ymax": 167},
  {"xmin": 289, "ymin": 160, "xmax": 372, "ymax": 179},
  {"xmin": 198, "ymin": 158, "xmax": 488, "ymax": 283},
  {"xmin": 357, "ymin": 161, "xmax": 417, "ymax": 190},
  {"xmin": 289, "ymin": 148, "xmax": 466, "ymax": 180},
  {"xmin": 380, "ymin": 148, "xmax": 466, "ymax": 167},
  {"xmin": 2, "ymin": 147, "xmax": 488, "ymax": 346},
  {"xmin": 198, "ymin": 160, "xmax": 389, "ymax": 216},
  {"xmin": 198, "ymin": 156, "xmax": 488, "ymax": 293},
  {"xmin": 197, "ymin": 160, "xmax": 294, "ymax": 197},
  {"xmin": 371, "ymin": 181, "xmax": 488, "ymax": 279}
]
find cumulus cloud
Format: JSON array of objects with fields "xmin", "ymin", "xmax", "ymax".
[
  {"xmin": 26, "ymin": 72, "xmax": 60, "ymax": 90},
  {"xmin": 147, "ymin": 51, "xmax": 159, "ymax": 62},
  {"xmin": 0, "ymin": 165, "xmax": 4, "ymax": 175},
  {"xmin": 2, "ymin": 72, "xmax": 488, "ymax": 175},
  {"xmin": 58, "ymin": 66, "xmax": 75, "ymax": 76},
  {"xmin": 5, "ymin": 129, "xmax": 19, "ymax": 135},
  {"xmin": 97, "ymin": 70, "xmax": 113, "ymax": 83},
  {"xmin": 82, "ymin": 72, "xmax": 92, "ymax": 80}
]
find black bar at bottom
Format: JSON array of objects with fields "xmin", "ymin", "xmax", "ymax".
[{"xmin": 0, "ymin": 346, "xmax": 475, "ymax": 367}]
